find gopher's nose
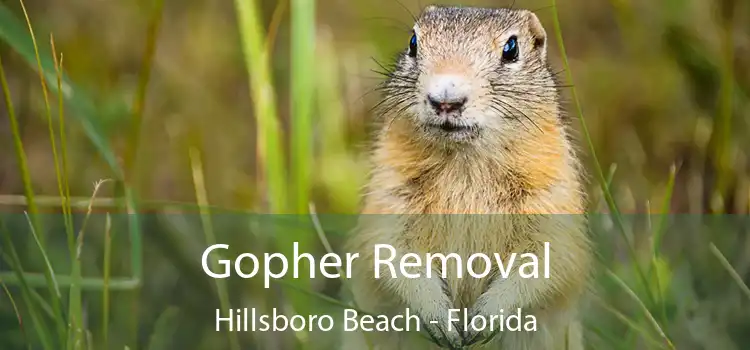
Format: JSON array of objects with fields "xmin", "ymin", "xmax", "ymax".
[
  {"xmin": 427, "ymin": 95, "xmax": 467, "ymax": 113},
  {"xmin": 426, "ymin": 74, "xmax": 470, "ymax": 114}
]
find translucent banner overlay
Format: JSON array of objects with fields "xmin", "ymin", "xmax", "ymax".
[{"xmin": 1, "ymin": 213, "xmax": 747, "ymax": 349}]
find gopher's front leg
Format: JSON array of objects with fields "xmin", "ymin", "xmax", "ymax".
[{"xmin": 375, "ymin": 247, "xmax": 465, "ymax": 349}]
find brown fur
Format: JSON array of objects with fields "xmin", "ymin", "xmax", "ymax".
[{"xmin": 343, "ymin": 5, "xmax": 592, "ymax": 350}]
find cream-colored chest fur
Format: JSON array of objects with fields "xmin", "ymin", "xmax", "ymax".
[{"xmin": 360, "ymin": 147, "xmax": 583, "ymax": 305}]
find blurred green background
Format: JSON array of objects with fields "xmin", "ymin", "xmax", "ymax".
[{"xmin": 0, "ymin": 0, "xmax": 749, "ymax": 349}]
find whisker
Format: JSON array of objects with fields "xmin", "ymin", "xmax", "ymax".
[
  {"xmin": 362, "ymin": 17, "xmax": 413, "ymax": 32},
  {"xmin": 531, "ymin": 5, "xmax": 555, "ymax": 12},
  {"xmin": 487, "ymin": 102, "xmax": 525, "ymax": 129},
  {"xmin": 374, "ymin": 93, "xmax": 415, "ymax": 116},
  {"xmin": 492, "ymin": 99, "xmax": 542, "ymax": 132},
  {"xmin": 371, "ymin": 57, "xmax": 398, "ymax": 73},
  {"xmin": 392, "ymin": 0, "xmax": 418, "ymax": 22},
  {"xmin": 370, "ymin": 94, "xmax": 404, "ymax": 114},
  {"xmin": 387, "ymin": 101, "xmax": 416, "ymax": 132},
  {"xmin": 491, "ymin": 82, "xmax": 572, "ymax": 89},
  {"xmin": 489, "ymin": 89, "xmax": 552, "ymax": 104},
  {"xmin": 369, "ymin": 70, "xmax": 419, "ymax": 85}
]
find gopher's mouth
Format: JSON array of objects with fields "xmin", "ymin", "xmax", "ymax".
[
  {"xmin": 423, "ymin": 120, "xmax": 480, "ymax": 142},
  {"xmin": 439, "ymin": 121, "xmax": 467, "ymax": 132},
  {"xmin": 429, "ymin": 121, "xmax": 475, "ymax": 133}
]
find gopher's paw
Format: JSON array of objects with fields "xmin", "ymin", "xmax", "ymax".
[
  {"xmin": 412, "ymin": 278, "xmax": 465, "ymax": 349},
  {"xmin": 420, "ymin": 314, "xmax": 465, "ymax": 349},
  {"xmin": 462, "ymin": 296, "xmax": 504, "ymax": 347}
]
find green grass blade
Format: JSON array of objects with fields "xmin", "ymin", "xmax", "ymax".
[
  {"xmin": 708, "ymin": 3, "xmax": 735, "ymax": 211},
  {"xmin": 548, "ymin": 1, "xmax": 656, "ymax": 309},
  {"xmin": 120, "ymin": 1, "xmax": 163, "ymax": 344},
  {"xmin": 233, "ymin": 0, "xmax": 287, "ymax": 213},
  {"xmin": 290, "ymin": 0, "xmax": 316, "ymax": 213},
  {"xmin": 102, "ymin": 214, "xmax": 112, "ymax": 349},
  {"xmin": 0, "ymin": 223, "xmax": 55, "ymax": 350},
  {"xmin": 0, "ymin": 272, "xmax": 139, "ymax": 290},
  {"xmin": 310, "ymin": 203, "xmax": 374, "ymax": 350},
  {"xmin": 591, "ymin": 296, "xmax": 667, "ymax": 349},
  {"xmin": 1, "ymin": 276, "xmax": 32, "ymax": 350},
  {"xmin": 272, "ymin": 278, "xmax": 369, "ymax": 315},
  {"xmin": 1, "ymin": 253, "xmax": 55, "ymax": 321},
  {"xmin": 286, "ymin": 0, "xmax": 318, "ymax": 333},
  {"xmin": 266, "ymin": 0, "xmax": 287, "ymax": 52},
  {"xmin": 18, "ymin": 0, "xmax": 60, "ymax": 247},
  {"xmin": 120, "ymin": 185, "xmax": 143, "ymax": 349},
  {"xmin": 189, "ymin": 147, "xmax": 240, "ymax": 350},
  {"xmin": 549, "ymin": 2, "xmax": 624, "ymax": 228},
  {"xmin": 123, "ymin": 0, "xmax": 164, "ymax": 177},
  {"xmin": 28, "ymin": 288, "xmax": 55, "ymax": 319},
  {"xmin": 66, "ymin": 257, "xmax": 82, "ymax": 350},
  {"xmin": 124, "ymin": 187, "xmax": 143, "ymax": 282},
  {"xmin": 605, "ymin": 269, "xmax": 675, "ymax": 350},
  {"xmin": 0, "ymin": 2, "xmax": 123, "ymax": 177},
  {"xmin": 0, "ymin": 51, "xmax": 39, "ymax": 245},
  {"xmin": 23, "ymin": 212, "xmax": 66, "ymax": 344},
  {"xmin": 709, "ymin": 243, "xmax": 750, "ymax": 301},
  {"xmin": 649, "ymin": 164, "xmax": 678, "ymax": 328},
  {"xmin": 583, "ymin": 321, "xmax": 629, "ymax": 350},
  {"xmin": 50, "ymin": 35, "xmax": 76, "ymax": 261},
  {"xmin": 590, "ymin": 164, "xmax": 618, "ymax": 211},
  {"xmin": 309, "ymin": 204, "xmax": 345, "ymax": 280},
  {"xmin": 653, "ymin": 164, "xmax": 678, "ymax": 254},
  {"xmin": 69, "ymin": 179, "xmax": 109, "ymax": 350}
]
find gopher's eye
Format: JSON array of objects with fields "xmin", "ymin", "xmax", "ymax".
[
  {"xmin": 408, "ymin": 33, "xmax": 417, "ymax": 58},
  {"xmin": 502, "ymin": 35, "xmax": 519, "ymax": 62}
]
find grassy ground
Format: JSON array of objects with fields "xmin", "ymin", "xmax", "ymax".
[{"xmin": 0, "ymin": 0, "xmax": 749, "ymax": 349}]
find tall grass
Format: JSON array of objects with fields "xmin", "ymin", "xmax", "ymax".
[
  {"xmin": 234, "ymin": 0, "xmax": 287, "ymax": 213},
  {"xmin": 0, "ymin": 0, "xmax": 145, "ymax": 293},
  {"xmin": 550, "ymin": 1, "xmax": 679, "ymax": 348},
  {"xmin": 189, "ymin": 147, "xmax": 240, "ymax": 350},
  {"xmin": 709, "ymin": 0, "xmax": 735, "ymax": 212},
  {"xmin": 290, "ymin": 0, "xmax": 315, "ymax": 214},
  {"xmin": 0, "ymin": 2, "xmax": 121, "ymax": 174},
  {"xmin": 0, "ymin": 0, "xmax": 153, "ymax": 348},
  {"xmin": 0, "ymin": 0, "xmax": 746, "ymax": 349}
]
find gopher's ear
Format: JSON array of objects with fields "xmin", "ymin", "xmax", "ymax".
[{"xmin": 525, "ymin": 11, "xmax": 548, "ymax": 57}]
